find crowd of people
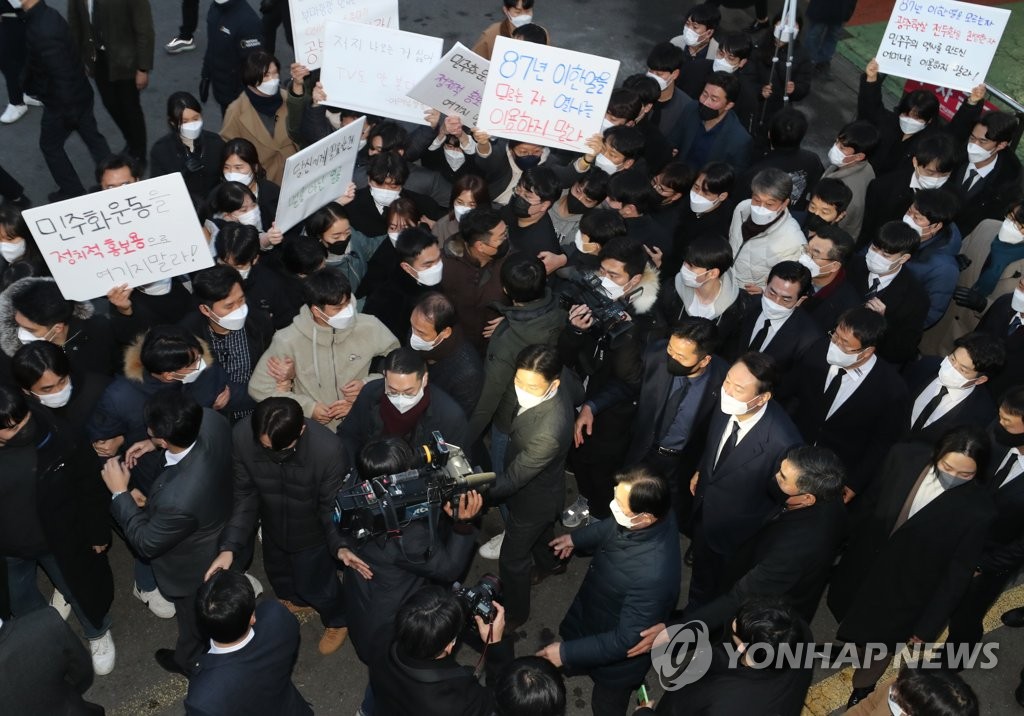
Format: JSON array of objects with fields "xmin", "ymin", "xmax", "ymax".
[{"xmin": 0, "ymin": 0, "xmax": 1022, "ymax": 714}]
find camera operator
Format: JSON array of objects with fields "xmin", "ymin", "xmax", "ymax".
[
  {"xmin": 560, "ymin": 236, "xmax": 660, "ymax": 522},
  {"xmin": 342, "ymin": 437, "xmax": 484, "ymax": 715},
  {"xmin": 369, "ymin": 585, "xmax": 512, "ymax": 716}
]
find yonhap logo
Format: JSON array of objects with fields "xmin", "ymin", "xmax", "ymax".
[{"xmin": 651, "ymin": 620, "xmax": 714, "ymax": 690}]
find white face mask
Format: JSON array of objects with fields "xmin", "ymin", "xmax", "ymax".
[
  {"xmin": 899, "ymin": 115, "xmax": 927, "ymax": 135},
  {"xmin": 7, "ymin": 0, "xmax": 23, "ymax": 7},
  {"xmin": 139, "ymin": 278, "xmax": 173, "ymax": 296},
  {"xmin": 749, "ymin": 204, "xmax": 781, "ymax": 226},
  {"xmin": 826, "ymin": 341, "xmax": 862, "ymax": 368},
  {"xmin": 689, "ymin": 190, "xmax": 716, "ymax": 214},
  {"xmin": 827, "ymin": 143, "xmax": 850, "ymax": 167},
  {"xmin": 387, "ymin": 385, "xmax": 425, "ymax": 414},
  {"xmin": 256, "ymin": 78, "xmax": 280, "ymax": 96},
  {"xmin": 720, "ymin": 390, "xmax": 757, "ymax": 416},
  {"xmin": 609, "ymin": 499, "xmax": 644, "ymax": 529},
  {"xmin": 646, "ymin": 72, "xmax": 670, "ymax": 91},
  {"xmin": 409, "ymin": 332, "xmax": 441, "ymax": 352},
  {"xmin": 453, "ymin": 204, "xmax": 472, "ymax": 221},
  {"xmin": 236, "ymin": 207, "xmax": 262, "ymax": 229},
  {"xmin": 179, "ymin": 356, "xmax": 207, "ymax": 384},
  {"xmin": 798, "ymin": 252, "xmax": 823, "ymax": 278},
  {"xmin": 600, "ymin": 274, "xmax": 626, "ymax": 300},
  {"xmin": 682, "ymin": 25, "xmax": 702, "ymax": 47},
  {"xmin": 210, "ymin": 303, "xmax": 249, "ymax": 331},
  {"xmin": 594, "ymin": 153, "xmax": 620, "ymax": 175},
  {"xmin": 320, "ymin": 302, "xmax": 356, "ymax": 330},
  {"xmin": 938, "ymin": 355, "xmax": 973, "ymax": 390},
  {"xmin": 508, "ymin": 12, "xmax": 532, "ymax": 27},
  {"xmin": 387, "ymin": 231, "xmax": 401, "ymax": 245},
  {"xmin": 678, "ymin": 265, "xmax": 707, "ymax": 289},
  {"xmin": 865, "ymin": 247, "xmax": 897, "ymax": 275},
  {"xmin": 574, "ymin": 230, "xmax": 589, "ymax": 254},
  {"xmin": 414, "ymin": 261, "xmax": 444, "ymax": 286},
  {"xmin": 35, "ymin": 381, "xmax": 73, "ymax": 408},
  {"xmin": 444, "ymin": 148, "xmax": 466, "ymax": 171},
  {"xmin": 760, "ymin": 293, "xmax": 794, "ymax": 321},
  {"xmin": 358, "ymin": 137, "xmax": 368, "ymax": 151},
  {"xmin": 911, "ymin": 169, "xmax": 949, "ymax": 190},
  {"xmin": 0, "ymin": 239, "xmax": 26, "ymax": 262},
  {"xmin": 1012, "ymin": 287, "xmax": 1024, "ymax": 313},
  {"xmin": 17, "ymin": 326, "xmax": 41, "ymax": 345},
  {"xmin": 599, "ymin": 116, "xmax": 617, "ymax": 133},
  {"xmin": 712, "ymin": 57, "xmax": 738, "ymax": 74},
  {"xmin": 773, "ymin": 24, "xmax": 798, "ymax": 41},
  {"xmin": 998, "ymin": 218, "xmax": 1024, "ymax": 245},
  {"xmin": 237, "ymin": 266, "xmax": 252, "ymax": 280},
  {"xmin": 966, "ymin": 142, "xmax": 994, "ymax": 164},
  {"xmin": 180, "ymin": 120, "xmax": 203, "ymax": 140},
  {"xmin": 902, "ymin": 213, "xmax": 924, "ymax": 236},
  {"xmin": 371, "ymin": 186, "xmax": 401, "ymax": 207},
  {"xmin": 224, "ymin": 171, "xmax": 253, "ymax": 185},
  {"xmin": 515, "ymin": 384, "xmax": 555, "ymax": 412}
]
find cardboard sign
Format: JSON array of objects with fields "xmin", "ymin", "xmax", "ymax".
[
  {"xmin": 477, "ymin": 36, "xmax": 619, "ymax": 153},
  {"xmin": 320, "ymin": 21, "xmax": 443, "ymax": 125},
  {"xmin": 275, "ymin": 116, "xmax": 366, "ymax": 233},
  {"xmin": 23, "ymin": 174, "xmax": 212, "ymax": 301},
  {"xmin": 876, "ymin": 0, "xmax": 1010, "ymax": 92},
  {"xmin": 407, "ymin": 42, "xmax": 489, "ymax": 127},
  {"xmin": 290, "ymin": 0, "xmax": 398, "ymax": 70}
]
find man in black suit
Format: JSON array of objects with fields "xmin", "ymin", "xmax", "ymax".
[
  {"xmin": 687, "ymin": 351, "xmax": 803, "ymax": 608},
  {"xmin": 625, "ymin": 318, "xmax": 727, "ymax": 527},
  {"xmin": 0, "ymin": 608, "xmax": 103, "ymax": 715},
  {"xmin": 904, "ymin": 332, "xmax": 1004, "ymax": 445},
  {"xmin": 344, "ymin": 152, "xmax": 444, "ymax": 238},
  {"xmin": 798, "ymin": 223, "xmax": 860, "ymax": 332},
  {"xmin": 102, "ymin": 392, "xmax": 232, "ymax": 676},
  {"xmin": 846, "ymin": 221, "xmax": 929, "ymax": 365},
  {"xmin": 948, "ymin": 387, "xmax": 1024, "ymax": 655},
  {"xmin": 185, "ymin": 570, "xmax": 312, "ymax": 716},
  {"xmin": 782, "ymin": 307, "xmax": 909, "ymax": 502},
  {"xmin": 724, "ymin": 260, "xmax": 819, "ymax": 377},
  {"xmin": 976, "ymin": 277, "xmax": 1024, "ymax": 399}
]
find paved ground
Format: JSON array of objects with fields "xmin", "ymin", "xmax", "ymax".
[{"xmin": 6, "ymin": 1, "xmax": 1024, "ymax": 715}]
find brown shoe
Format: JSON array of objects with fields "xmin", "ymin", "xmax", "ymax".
[
  {"xmin": 319, "ymin": 626, "xmax": 348, "ymax": 655},
  {"xmin": 279, "ymin": 599, "xmax": 316, "ymax": 616}
]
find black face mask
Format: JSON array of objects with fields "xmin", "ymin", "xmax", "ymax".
[
  {"xmin": 326, "ymin": 240, "xmax": 349, "ymax": 255},
  {"xmin": 994, "ymin": 424, "xmax": 1024, "ymax": 448},
  {"xmin": 509, "ymin": 194, "xmax": 534, "ymax": 219},
  {"xmin": 2, "ymin": 415, "xmax": 37, "ymax": 449},
  {"xmin": 666, "ymin": 357, "xmax": 700, "ymax": 377},
  {"xmin": 804, "ymin": 213, "xmax": 828, "ymax": 235},
  {"xmin": 491, "ymin": 240, "xmax": 511, "ymax": 260},
  {"xmin": 697, "ymin": 103, "xmax": 720, "ymax": 121},
  {"xmin": 565, "ymin": 192, "xmax": 591, "ymax": 216},
  {"xmin": 264, "ymin": 444, "xmax": 297, "ymax": 463},
  {"xmin": 513, "ymin": 154, "xmax": 542, "ymax": 171}
]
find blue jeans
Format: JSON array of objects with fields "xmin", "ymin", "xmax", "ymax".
[
  {"xmin": 5, "ymin": 554, "xmax": 110, "ymax": 639},
  {"xmin": 804, "ymin": 20, "xmax": 844, "ymax": 64},
  {"xmin": 360, "ymin": 683, "xmax": 375, "ymax": 715},
  {"xmin": 489, "ymin": 425, "xmax": 511, "ymax": 477},
  {"xmin": 134, "ymin": 558, "xmax": 159, "ymax": 592}
]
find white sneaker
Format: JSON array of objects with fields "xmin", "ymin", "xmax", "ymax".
[
  {"xmin": 0, "ymin": 104, "xmax": 27, "ymax": 124},
  {"xmin": 244, "ymin": 572, "xmax": 264, "ymax": 598},
  {"xmin": 562, "ymin": 496, "xmax": 590, "ymax": 529},
  {"xmin": 50, "ymin": 590, "xmax": 72, "ymax": 620},
  {"xmin": 89, "ymin": 631, "xmax": 116, "ymax": 675},
  {"xmin": 478, "ymin": 532, "xmax": 505, "ymax": 559},
  {"xmin": 22, "ymin": 95, "xmax": 42, "ymax": 107},
  {"xmin": 132, "ymin": 584, "xmax": 176, "ymax": 619}
]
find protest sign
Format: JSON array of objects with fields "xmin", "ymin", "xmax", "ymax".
[
  {"xmin": 477, "ymin": 36, "xmax": 619, "ymax": 153},
  {"xmin": 321, "ymin": 21, "xmax": 443, "ymax": 125},
  {"xmin": 407, "ymin": 42, "xmax": 489, "ymax": 127},
  {"xmin": 875, "ymin": 0, "xmax": 1010, "ymax": 92},
  {"xmin": 23, "ymin": 174, "xmax": 213, "ymax": 301},
  {"xmin": 290, "ymin": 0, "xmax": 398, "ymax": 70},
  {"xmin": 275, "ymin": 116, "xmax": 366, "ymax": 233}
]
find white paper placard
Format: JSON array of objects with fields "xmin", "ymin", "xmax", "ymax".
[
  {"xmin": 406, "ymin": 42, "xmax": 489, "ymax": 127},
  {"xmin": 875, "ymin": 0, "xmax": 1009, "ymax": 92},
  {"xmin": 320, "ymin": 20, "xmax": 443, "ymax": 125},
  {"xmin": 477, "ymin": 36, "xmax": 619, "ymax": 153},
  {"xmin": 275, "ymin": 116, "xmax": 366, "ymax": 233},
  {"xmin": 290, "ymin": 0, "xmax": 398, "ymax": 70},
  {"xmin": 23, "ymin": 174, "xmax": 213, "ymax": 301}
]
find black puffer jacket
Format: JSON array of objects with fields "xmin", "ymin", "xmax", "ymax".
[{"xmin": 22, "ymin": 0, "xmax": 93, "ymax": 110}]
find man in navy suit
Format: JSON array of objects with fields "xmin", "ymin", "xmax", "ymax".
[
  {"xmin": 671, "ymin": 71, "xmax": 752, "ymax": 171},
  {"xmin": 687, "ymin": 351, "xmax": 803, "ymax": 608},
  {"xmin": 185, "ymin": 570, "xmax": 311, "ymax": 716}
]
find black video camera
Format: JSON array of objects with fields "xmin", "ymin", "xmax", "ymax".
[
  {"xmin": 556, "ymin": 268, "xmax": 639, "ymax": 341},
  {"xmin": 453, "ymin": 573, "xmax": 502, "ymax": 624},
  {"xmin": 333, "ymin": 432, "xmax": 495, "ymax": 541}
]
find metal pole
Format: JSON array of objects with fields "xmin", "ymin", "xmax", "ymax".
[{"xmin": 782, "ymin": 0, "xmax": 797, "ymax": 105}]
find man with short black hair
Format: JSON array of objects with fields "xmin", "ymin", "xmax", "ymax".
[
  {"xmin": 738, "ymin": 108, "xmax": 824, "ymax": 212},
  {"xmin": 821, "ymin": 120, "xmax": 881, "ymax": 239},
  {"xmin": 605, "ymin": 169, "xmax": 672, "ymax": 255},
  {"xmin": 646, "ymin": 41, "xmax": 691, "ymax": 137},
  {"xmin": 505, "ymin": 166, "xmax": 564, "ymax": 271},
  {"xmin": 472, "ymin": 0, "xmax": 538, "ymax": 59},
  {"xmin": 798, "ymin": 223, "xmax": 860, "ymax": 332},
  {"xmin": 408, "ymin": 292, "xmax": 483, "ymax": 417},
  {"xmin": 902, "ymin": 188, "xmax": 964, "ymax": 327},
  {"xmin": 345, "ymin": 151, "xmax": 444, "ymax": 239},
  {"xmin": 362, "ymin": 227, "xmax": 443, "ymax": 341},
  {"xmin": 670, "ymin": 2, "xmax": 720, "ymax": 68},
  {"xmin": 671, "ymin": 71, "xmax": 752, "ymax": 171},
  {"xmin": 494, "ymin": 657, "xmax": 566, "ymax": 716},
  {"xmin": 95, "ymin": 152, "xmax": 142, "ymax": 190}
]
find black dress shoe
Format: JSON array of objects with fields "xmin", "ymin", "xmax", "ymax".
[
  {"xmin": 155, "ymin": 648, "xmax": 189, "ymax": 677},
  {"xmin": 1002, "ymin": 607, "xmax": 1024, "ymax": 628},
  {"xmin": 531, "ymin": 563, "xmax": 567, "ymax": 586},
  {"xmin": 846, "ymin": 686, "xmax": 875, "ymax": 708}
]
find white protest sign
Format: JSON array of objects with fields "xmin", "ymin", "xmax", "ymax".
[
  {"xmin": 875, "ymin": 0, "xmax": 1009, "ymax": 92},
  {"xmin": 321, "ymin": 21, "xmax": 443, "ymax": 125},
  {"xmin": 24, "ymin": 174, "xmax": 212, "ymax": 301},
  {"xmin": 290, "ymin": 0, "xmax": 398, "ymax": 70},
  {"xmin": 477, "ymin": 37, "xmax": 619, "ymax": 154},
  {"xmin": 275, "ymin": 116, "xmax": 366, "ymax": 233},
  {"xmin": 407, "ymin": 42, "xmax": 489, "ymax": 127}
]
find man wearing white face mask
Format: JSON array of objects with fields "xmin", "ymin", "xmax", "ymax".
[
  {"xmin": 363, "ymin": 227, "xmax": 444, "ymax": 344},
  {"xmin": 670, "ymin": 3, "xmax": 720, "ymax": 68},
  {"xmin": 249, "ymin": 266, "xmax": 399, "ymax": 430},
  {"xmin": 901, "ymin": 189, "xmax": 963, "ymax": 328},
  {"xmin": 905, "ymin": 332, "xmax": 1002, "ymax": 446},
  {"xmin": 472, "ymin": 0, "xmax": 538, "ymax": 59},
  {"xmin": 407, "ymin": 292, "xmax": 483, "ymax": 418},
  {"xmin": 646, "ymin": 42, "xmax": 690, "ymax": 137},
  {"xmin": 345, "ymin": 152, "xmax": 443, "ymax": 239},
  {"xmin": 338, "ymin": 348, "xmax": 467, "ymax": 460},
  {"xmin": 820, "ymin": 120, "xmax": 880, "ymax": 240},
  {"xmin": 687, "ymin": 352, "xmax": 802, "ymax": 609},
  {"xmin": 729, "ymin": 168, "xmax": 806, "ymax": 292}
]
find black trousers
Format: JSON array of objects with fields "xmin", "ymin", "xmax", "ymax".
[
  {"xmin": 946, "ymin": 570, "xmax": 1014, "ymax": 649},
  {"xmin": 0, "ymin": 162, "xmax": 23, "ymax": 200},
  {"xmin": 171, "ymin": 588, "xmax": 205, "ymax": 674},
  {"xmin": 591, "ymin": 681, "xmax": 636, "ymax": 716},
  {"xmin": 262, "ymin": 540, "xmax": 346, "ymax": 628},
  {"xmin": 570, "ymin": 452, "xmax": 617, "ymax": 519},
  {"xmin": 0, "ymin": 15, "xmax": 26, "ymax": 105},
  {"xmin": 94, "ymin": 51, "xmax": 147, "ymax": 163},
  {"xmin": 180, "ymin": 0, "xmax": 199, "ymax": 37},
  {"xmin": 498, "ymin": 509, "xmax": 559, "ymax": 626},
  {"xmin": 686, "ymin": 512, "xmax": 728, "ymax": 610},
  {"xmin": 39, "ymin": 101, "xmax": 111, "ymax": 197},
  {"xmin": 261, "ymin": 0, "xmax": 293, "ymax": 54}
]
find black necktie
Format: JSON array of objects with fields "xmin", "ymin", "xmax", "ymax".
[
  {"xmin": 1009, "ymin": 315, "xmax": 1022, "ymax": 336},
  {"xmin": 991, "ymin": 453, "xmax": 1017, "ymax": 490},
  {"xmin": 911, "ymin": 386, "xmax": 949, "ymax": 433},
  {"xmin": 963, "ymin": 168, "xmax": 979, "ymax": 190},
  {"xmin": 714, "ymin": 420, "xmax": 741, "ymax": 472},
  {"xmin": 822, "ymin": 368, "xmax": 847, "ymax": 419},
  {"xmin": 864, "ymin": 277, "xmax": 881, "ymax": 299},
  {"xmin": 749, "ymin": 318, "xmax": 772, "ymax": 351},
  {"xmin": 657, "ymin": 378, "xmax": 689, "ymax": 438}
]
